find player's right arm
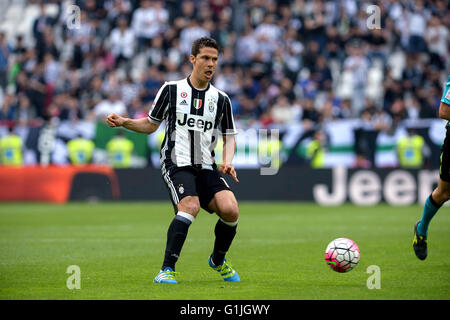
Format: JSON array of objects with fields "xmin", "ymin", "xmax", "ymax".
[
  {"xmin": 106, "ymin": 114, "xmax": 159, "ymax": 134},
  {"xmin": 106, "ymin": 82, "xmax": 171, "ymax": 134}
]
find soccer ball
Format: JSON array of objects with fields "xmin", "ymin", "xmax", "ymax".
[{"xmin": 324, "ymin": 238, "xmax": 360, "ymax": 273}]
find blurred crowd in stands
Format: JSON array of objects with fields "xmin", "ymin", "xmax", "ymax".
[{"xmin": 0, "ymin": 0, "xmax": 448, "ymax": 167}]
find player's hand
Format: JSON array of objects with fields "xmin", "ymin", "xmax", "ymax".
[
  {"xmin": 219, "ymin": 163, "xmax": 239, "ymax": 183},
  {"xmin": 106, "ymin": 113, "xmax": 125, "ymax": 128}
]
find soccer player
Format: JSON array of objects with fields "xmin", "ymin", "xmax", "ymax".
[
  {"xmin": 413, "ymin": 75, "xmax": 450, "ymax": 260},
  {"xmin": 106, "ymin": 37, "xmax": 241, "ymax": 283}
]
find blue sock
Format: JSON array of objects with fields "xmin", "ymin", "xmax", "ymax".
[{"xmin": 417, "ymin": 195, "xmax": 441, "ymax": 236}]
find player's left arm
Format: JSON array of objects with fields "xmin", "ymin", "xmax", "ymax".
[
  {"xmin": 220, "ymin": 135, "xmax": 239, "ymax": 183},
  {"xmin": 218, "ymin": 94, "xmax": 239, "ymax": 182}
]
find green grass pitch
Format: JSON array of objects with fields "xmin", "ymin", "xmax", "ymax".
[{"xmin": 0, "ymin": 202, "xmax": 449, "ymax": 300}]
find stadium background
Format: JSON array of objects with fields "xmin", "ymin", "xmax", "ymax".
[
  {"xmin": 0, "ymin": 0, "xmax": 448, "ymax": 204},
  {"xmin": 0, "ymin": 0, "xmax": 449, "ymax": 302}
]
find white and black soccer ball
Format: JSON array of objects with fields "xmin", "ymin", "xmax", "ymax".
[{"xmin": 324, "ymin": 238, "xmax": 360, "ymax": 273}]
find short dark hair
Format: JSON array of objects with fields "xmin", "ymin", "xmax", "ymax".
[{"xmin": 191, "ymin": 37, "xmax": 221, "ymax": 57}]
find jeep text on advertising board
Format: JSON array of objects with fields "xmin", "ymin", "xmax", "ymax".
[{"xmin": 313, "ymin": 167, "xmax": 440, "ymax": 206}]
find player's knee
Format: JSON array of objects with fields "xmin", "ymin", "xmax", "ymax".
[
  {"xmin": 178, "ymin": 197, "xmax": 201, "ymax": 216},
  {"xmin": 436, "ymin": 182, "xmax": 450, "ymax": 202},
  {"xmin": 441, "ymin": 187, "xmax": 450, "ymax": 201},
  {"xmin": 219, "ymin": 202, "xmax": 239, "ymax": 222}
]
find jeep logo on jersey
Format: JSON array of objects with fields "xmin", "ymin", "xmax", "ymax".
[
  {"xmin": 177, "ymin": 113, "xmax": 213, "ymax": 132},
  {"xmin": 193, "ymin": 98, "xmax": 203, "ymax": 109}
]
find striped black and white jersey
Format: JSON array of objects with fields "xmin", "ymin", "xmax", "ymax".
[{"xmin": 148, "ymin": 76, "xmax": 237, "ymax": 173}]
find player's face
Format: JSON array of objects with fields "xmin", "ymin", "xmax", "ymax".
[{"xmin": 190, "ymin": 47, "xmax": 219, "ymax": 82}]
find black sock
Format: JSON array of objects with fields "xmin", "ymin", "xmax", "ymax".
[
  {"xmin": 162, "ymin": 215, "xmax": 192, "ymax": 271},
  {"xmin": 212, "ymin": 219, "xmax": 237, "ymax": 266},
  {"xmin": 429, "ymin": 192, "xmax": 442, "ymax": 208}
]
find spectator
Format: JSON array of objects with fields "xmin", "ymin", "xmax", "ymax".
[
  {"xmin": 407, "ymin": 0, "xmax": 428, "ymax": 54},
  {"xmin": 68, "ymin": 10, "xmax": 95, "ymax": 69},
  {"xmin": 282, "ymin": 27, "xmax": 303, "ymax": 81},
  {"xmin": 16, "ymin": 65, "xmax": 47, "ymax": 119},
  {"xmin": 108, "ymin": 15, "xmax": 136, "ymax": 71},
  {"xmin": 252, "ymin": 15, "xmax": 281, "ymax": 65},
  {"xmin": 0, "ymin": 93, "xmax": 15, "ymax": 121},
  {"xmin": 302, "ymin": 40, "xmax": 320, "ymax": 72},
  {"xmin": 67, "ymin": 134, "xmax": 95, "ymax": 165},
  {"xmin": 106, "ymin": 130, "xmax": 134, "ymax": 168},
  {"xmin": 235, "ymin": 24, "xmax": 258, "ymax": 66},
  {"xmin": 104, "ymin": 0, "xmax": 132, "ymax": 26},
  {"xmin": 0, "ymin": 126, "xmax": 23, "ymax": 166},
  {"xmin": 81, "ymin": 75, "xmax": 104, "ymax": 116},
  {"xmin": 132, "ymin": 0, "xmax": 168, "ymax": 51},
  {"xmin": 404, "ymin": 96, "xmax": 421, "ymax": 120},
  {"xmin": 35, "ymin": 26, "xmax": 59, "ymax": 63},
  {"xmin": 383, "ymin": 71, "xmax": 403, "ymax": 112},
  {"xmin": 14, "ymin": 94, "xmax": 37, "ymax": 125},
  {"xmin": 324, "ymin": 23, "xmax": 344, "ymax": 63},
  {"xmin": 303, "ymin": 0, "xmax": 326, "ymax": 50},
  {"xmin": 49, "ymin": 93, "xmax": 82, "ymax": 122},
  {"xmin": 32, "ymin": 4, "xmax": 55, "ymax": 46},
  {"xmin": 22, "ymin": 48, "xmax": 38, "ymax": 74},
  {"xmin": 301, "ymin": 98, "xmax": 320, "ymax": 130},
  {"xmin": 313, "ymin": 55, "xmax": 332, "ymax": 92},
  {"xmin": 120, "ymin": 73, "xmax": 141, "ymax": 108},
  {"xmin": 271, "ymin": 95, "xmax": 294, "ymax": 124},
  {"xmin": 43, "ymin": 52, "xmax": 60, "ymax": 86},
  {"xmin": 153, "ymin": 0, "xmax": 169, "ymax": 35},
  {"xmin": 305, "ymin": 130, "xmax": 327, "ymax": 168},
  {"xmin": 320, "ymin": 99, "xmax": 339, "ymax": 123},
  {"xmin": 0, "ymin": 32, "xmax": 11, "ymax": 93},
  {"xmin": 235, "ymin": 94, "xmax": 260, "ymax": 125},
  {"xmin": 424, "ymin": 15, "xmax": 448, "ymax": 69},
  {"xmin": 365, "ymin": 28, "xmax": 388, "ymax": 67},
  {"xmin": 254, "ymin": 13, "xmax": 282, "ymax": 45},
  {"xmin": 389, "ymin": 98, "xmax": 409, "ymax": 127},
  {"xmin": 93, "ymin": 89, "xmax": 127, "ymax": 121},
  {"xmin": 353, "ymin": 108, "xmax": 378, "ymax": 168},
  {"xmin": 396, "ymin": 128, "xmax": 428, "ymax": 168},
  {"xmin": 141, "ymin": 65, "xmax": 164, "ymax": 103},
  {"xmin": 402, "ymin": 54, "xmax": 423, "ymax": 93},
  {"xmin": 211, "ymin": 6, "xmax": 234, "ymax": 49},
  {"xmin": 343, "ymin": 41, "xmax": 370, "ymax": 116},
  {"xmin": 214, "ymin": 63, "xmax": 241, "ymax": 97},
  {"xmin": 179, "ymin": 19, "xmax": 210, "ymax": 57},
  {"xmin": 372, "ymin": 106, "xmax": 392, "ymax": 133},
  {"xmin": 338, "ymin": 98, "xmax": 353, "ymax": 119},
  {"xmin": 128, "ymin": 97, "xmax": 147, "ymax": 119},
  {"xmin": 146, "ymin": 35, "xmax": 165, "ymax": 68}
]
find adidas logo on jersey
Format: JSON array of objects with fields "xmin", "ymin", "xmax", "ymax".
[
  {"xmin": 180, "ymin": 100, "xmax": 188, "ymax": 106},
  {"xmin": 177, "ymin": 113, "xmax": 213, "ymax": 132}
]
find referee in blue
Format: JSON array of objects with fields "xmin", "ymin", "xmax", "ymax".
[{"xmin": 413, "ymin": 75, "xmax": 450, "ymax": 260}]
